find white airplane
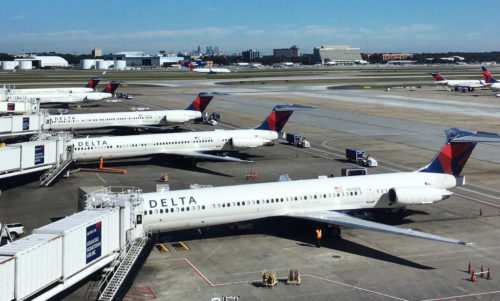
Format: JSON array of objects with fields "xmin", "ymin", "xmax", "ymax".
[
  {"xmin": 2, "ymin": 81, "xmax": 124, "ymax": 104},
  {"xmin": 430, "ymin": 72, "xmax": 485, "ymax": 90},
  {"xmin": 0, "ymin": 77, "xmax": 102, "ymax": 98},
  {"xmin": 136, "ymin": 128, "xmax": 500, "ymax": 245},
  {"xmin": 71, "ymin": 104, "xmax": 314, "ymax": 163},
  {"xmin": 192, "ymin": 68, "xmax": 231, "ymax": 74},
  {"xmin": 482, "ymin": 66, "xmax": 500, "ymax": 91},
  {"xmin": 44, "ymin": 93, "xmax": 215, "ymax": 131}
]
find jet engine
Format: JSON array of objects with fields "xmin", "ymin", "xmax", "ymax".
[
  {"xmin": 85, "ymin": 94, "xmax": 106, "ymax": 101},
  {"xmin": 388, "ymin": 187, "xmax": 452, "ymax": 206},
  {"xmin": 230, "ymin": 137, "xmax": 267, "ymax": 148}
]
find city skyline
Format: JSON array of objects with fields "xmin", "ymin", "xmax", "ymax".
[{"xmin": 1, "ymin": 0, "xmax": 498, "ymax": 55}]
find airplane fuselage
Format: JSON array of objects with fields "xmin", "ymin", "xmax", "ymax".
[
  {"xmin": 140, "ymin": 172, "xmax": 458, "ymax": 232},
  {"xmin": 45, "ymin": 110, "xmax": 203, "ymax": 130},
  {"xmin": 435, "ymin": 80, "xmax": 484, "ymax": 88},
  {"xmin": 71, "ymin": 129, "xmax": 278, "ymax": 161},
  {"xmin": 3, "ymin": 92, "xmax": 112, "ymax": 104}
]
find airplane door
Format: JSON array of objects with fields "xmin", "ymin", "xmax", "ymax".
[
  {"xmin": 215, "ymin": 137, "xmax": 223, "ymax": 149},
  {"xmin": 365, "ymin": 187, "xmax": 376, "ymax": 206}
]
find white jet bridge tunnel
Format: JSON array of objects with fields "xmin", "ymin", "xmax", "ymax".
[{"xmin": 0, "ymin": 187, "xmax": 151, "ymax": 301}]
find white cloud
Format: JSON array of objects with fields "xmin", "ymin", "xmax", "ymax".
[{"xmin": 384, "ymin": 24, "xmax": 434, "ymax": 34}]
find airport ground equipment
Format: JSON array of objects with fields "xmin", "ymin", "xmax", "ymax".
[
  {"xmin": 286, "ymin": 269, "xmax": 301, "ymax": 285},
  {"xmin": 341, "ymin": 167, "xmax": 368, "ymax": 177},
  {"xmin": 0, "ymin": 223, "xmax": 24, "ymax": 241},
  {"xmin": 345, "ymin": 147, "xmax": 377, "ymax": 167},
  {"xmin": 262, "ymin": 270, "xmax": 277, "ymax": 287},
  {"xmin": 285, "ymin": 132, "xmax": 310, "ymax": 148}
]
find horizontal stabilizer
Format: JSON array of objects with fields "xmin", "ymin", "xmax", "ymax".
[
  {"xmin": 450, "ymin": 130, "xmax": 500, "ymax": 143},
  {"xmin": 272, "ymin": 104, "xmax": 317, "ymax": 112},
  {"xmin": 169, "ymin": 151, "xmax": 252, "ymax": 163},
  {"xmin": 286, "ymin": 210, "xmax": 471, "ymax": 245}
]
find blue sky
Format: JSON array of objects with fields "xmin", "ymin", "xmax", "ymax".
[{"xmin": 1, "ymin": 0, "xmax": 498, "ymax": 55}]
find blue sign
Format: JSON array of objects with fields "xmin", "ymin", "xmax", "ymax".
[
  {"xmin": 22, "ymin": 117, "xmax": 29, "ymax": 131},
  {"xmin": 86, "ymin": 222, "xmax": 102, "ymax": 264},
  {"xmin": 34, "ymin": 145, "xmax": 44, "ymax": 165}
]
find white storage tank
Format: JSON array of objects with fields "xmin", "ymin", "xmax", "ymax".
[
  {"xmin": 80, "ymin": 59, "xmax": 96, "ymax": 70},
  {"xmin": 1, "ymin": 61, "xmax": 16, "ymax": 70},
  {"xmin": 0, "ymin": 234, "xmax": 63, "ymax": 300},
  {"xmin": 0, "ymin": 256, "xmax": 15, "ymax": 301},
  {"xmin": 33, "ymin": 208, "xmax": 120, "ymax": 278},
  {"xmin": 96, "ymin": 60, "xmax": 108, "ymax": 70},
  {"xmin": 19, "ymin": 60, "xmax": 32, "ymax": 70},
  {"xmin": 114, "ymin": 60, "xmax": 126, "ymax": 70}
]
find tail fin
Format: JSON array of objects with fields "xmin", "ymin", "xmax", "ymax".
[
  {"xmin": 185, "ymin": 92, "xmax": 214, "ymax": 112},
  {"xmin": 419, "ymin": 128, "xmax": 500, "ymax": 176},
  {"xmin": 255, "ymin": 104, "xmax": 316, "ymax": 132},
  {"xmin": 431, "ymin": 72, "xmax": 446, "ymax": 82},
  {"xmin": 85, "ymin": 77, "xmax": 102, "ymax": 89},
  {"xmin": 482, "ymin": 66, "xmax": 499, "ymax": 83},
  {"xmin": 101, "ymin": 81, "xmax": 123, "ymax": 94}
]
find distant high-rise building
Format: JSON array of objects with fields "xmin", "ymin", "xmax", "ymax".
[
  {"xmin": 214, "ymin": 46, "xmax": 220, "ymax": 55},
  {"xmin": 313, "ymin": 45, "xmax": 361, "ymax": 64},
  {"xmin": 92, "ymin": 48, "xmax": 102, "ymax": 57},
  {"xmin": 242, "ymin": 49, "xmax": 260, "ymax": 62},
  {"xmin": 273, "ymin": 45, "xmax": 300, "ymax": 58},
  {"xmin": 205, "ymin": 46, "xmax": 214, "ymax": 56},
  {"xmin": 197, "ymin": 45, "xmax": 201, "ymax": 55}
]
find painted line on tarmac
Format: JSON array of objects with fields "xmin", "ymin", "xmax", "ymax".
[
  {"xmin": 95, "ymin": 173, "xmax": 106, "ymax": 183},
  {"xmin": 420, "ymin": 290, "xmax": 499, "ymax": 301},
  {"xmin": 145, "ymin": 258, "xmax": 409, "ymax": 300},
  {"xmin": 454, "ymin": 193, "xmax": 500, "ymax": 209}
]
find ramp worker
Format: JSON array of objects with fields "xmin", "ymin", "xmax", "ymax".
[{"xmin": 316, "ymin": 229, "xmax": 322, "ymax": 248}]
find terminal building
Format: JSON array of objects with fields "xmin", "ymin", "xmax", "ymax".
[
  {"xmin": 273, "ymin": 46, "xmax": 300, "ymax": 58},
  {"xmin": 313, "ymin": 45, "xmax": 362, "ymax": 65},
  {"xmin": 242, "ymin": 49, "xmax": 261, "ymax": 62}
]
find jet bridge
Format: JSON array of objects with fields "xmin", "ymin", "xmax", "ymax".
[
  {"xmin": 0, "ymin": 132, "xmax": 74, "ymax": 185},
  {"xmin": 0, "ymin": 98, "xmax": 40, "ymax": 115},
  {"xmin": 0, "ymin": 110, "xmax": 47, "ymax": 139},
  {"xmin": 0, "ymin": 187, "xmax": 150, "ymax": 301}
]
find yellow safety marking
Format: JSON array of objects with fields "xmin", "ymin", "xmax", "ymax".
[
  {"xmin": 155, "ymin": 243, "xmax": 170, "ymax": 252},
  {"xmin": 179, "ymin": 241, "xmax": 190, "ymax": 250}
]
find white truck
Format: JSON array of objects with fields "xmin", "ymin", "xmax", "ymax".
[
  {"xmin": 286, "ymin": 133, "xmax": 310, "ymax": 148},
  {"xmin": 345, "ymin": 147, "xmax": 378, "ymax": 167},
  {"xmin": 0, "ymin": 222, "xmax": 24, "ymax": 240}
]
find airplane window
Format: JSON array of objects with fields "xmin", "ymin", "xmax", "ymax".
[
  {"xmin": 202, "ymin": 205, "xmax": 205, "ymax": 210},
  {"xmin": 242, "ymin": 201, "xmax": 245, "ymax": 206},
  {"xmin": 160, "ymin": 209, "xmax": 163, "ymax": 213},
  {"xmin": 181, "ymin": 207, "xmax": 185, "ymax": 212},
  {"xmin": 337, "ymin": 193, "xmax": 340, "ymax": 197},
  {"xmin": 271, "ymin": 199, "xmax": 274, "ymax": 203},
  {"xmin": 149, "ymin": 210, "xmax": 152, "ymax": 215},
  {"xmin": 280, "ymin": 198, "xmax": 284, "ymax": 202},
  {"xmin": 294, "ymin": 197, "xmax": 298, "ymax": 201},
  {"xmin": 212, "ymin": 204, "xmax": 216, "ymax": 209},
  {"xmin": 232, "ymin": 202, "xmax": 236, "ymax": 206},
  {"xmin": 304, "ymin": 196, "xmax": 307, "ymax": 200},
  {"xmin": 176, "ymin": 208, "xmax": 179, "ymax": 212},
  {"xmin": 217, "ymin": 204, "xmax": 220, "ymax": 208},
  {"xmin": 170, "ymin": 208, "xmax": 174, "ymax": 213},
  {"xmin": 143, "ymin": 211, "xmax": 147, "ymax": 215},
  {"xmin": 222, "ymin": 203, "xmax": 225, "ymax": 208},
  {"xmin": 227, "ymin": 203, "xmax": 230, "ymax": 207},
  {"xmin": 237, "ymin": 202, "xmax": 240, "ymax": 206},
  {"xmin": 323, "ymin": 194, "xmax": 327, "ymax": 198},
  {"xmin": 186, "ymin": 207, "xmax": 189, "ymax": 211},
  {"xmin": 355, "ymin": 192, "xmax": 358, "ymax": 196},
  {"xmin": 350, "ymin": 192, "xmax": 353, "ymax": 196},
  {"xmin": 192, "ymin": 206, "xmax": 196, "ymax": 210},
  {"xmin": 256, "ymin": 200, "xmax": 260, "ymax": 204},
  {"xmin": 266, "ymin": 200, "xmax": 269, "ymax": 204},
  {"xmin": 155, "ymin": 209, "xmax": 159, "ymax": 214}
]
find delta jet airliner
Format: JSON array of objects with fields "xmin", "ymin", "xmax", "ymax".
[
  {"xmin": 44, "ymin": 92, "xmax": 214, "ymax": 131},
  {"xmin": 134, "ymin": 128, "xmax": 500, "ymax": 245},
  {"xmin": 482, "ymin": 66, "xmax": 500, "ymax": 91},
  {"xmin": 0, "ymin": 77, "xmax": 102, "ymax": 99},
  {"xmin": 431, "ymin": 72, "xmax": 485, "ymax": 90},
  {"xmin": 71, "ymin": 104, "xmax": 314, "ymax": 162},
  {"xmin": 2, "ymin": 81, "xmax": 123, "ymax": 104}
]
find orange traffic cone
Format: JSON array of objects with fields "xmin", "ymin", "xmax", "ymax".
[
  {"xmin": 253, "ymin": 172, "xmax": 258, "ymax": 180},
  {"xmin": 471, "ymin": 269, "xmax": 477, "ymax": 282},
  {"xmin": 481, "ymin": 265, "xmax": 485, "ymax": 278},
  {"xmin": 468, "ymin": 261, "xmax": 472, "ymax": 274}
]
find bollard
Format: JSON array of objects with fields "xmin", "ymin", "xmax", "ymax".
[
  {"xmin": 481, "ymin": 265, "xmax": 485, "ymax": 278},
  {"xmin": 471, "ymin": 269, "xmax": 477, "ymax": 282},
  {"xmin": 487, "ymin": 267, "xmax": 491, "ymax": 280},
  {"xmin": 468, "ymin": 261, "xmax": 472, "ymax": 274}
]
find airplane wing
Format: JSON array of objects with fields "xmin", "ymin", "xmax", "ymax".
[
  {"xmin": 168, "ymin": 151, "xmax": 252, "ymax": 163},
  {"xmin": 286, "ymin": 210, "xmax": 471, "ymax": 245}
]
